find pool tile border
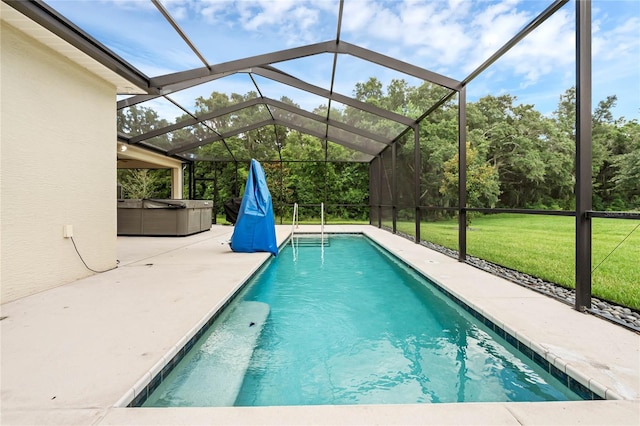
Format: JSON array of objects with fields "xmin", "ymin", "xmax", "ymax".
[
  {"xmin": 118, "ymin": 232, "xmax": 608, "ymax": 408},
  {"xmin": 364, "ymin": 233, "xmax": 608, "ymax": 402},
  {"xmin": 124, "ymin": 279, "xmax": 254, "ymax": 407},
  {"xmin": 119, "ymin": 244, "xmax": 283, "ymax": 408},
  {"xmin": 433, "ymin": 276, "xmax": 604, "ymax": 400}
]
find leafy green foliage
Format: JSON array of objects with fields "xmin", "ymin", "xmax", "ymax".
[
  {"xmin": 440, "ymin": 141, "xmax": 500, "ymax": 209},
  {"xmin": 118, "ymin": 80, "xmax": 639, "ymax": 311},
  {"xmin": 117, "ymin": 169, "xmax": 170, "ymax": 199},
  {"xmin": 117, "ymin": 105, "xmax": 172, "ymax": 198},
  {"xmin": 119, "ymin": 81, "xmax": 639, "ymax": 213},
  {"xmin": 117, "ymin": 105, "xmax": 169, "ymax": 135}
]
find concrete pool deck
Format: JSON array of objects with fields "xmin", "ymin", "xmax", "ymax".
[{"xmin": 1, "ymin": 225, "xmax": 638, "ymax": 425}]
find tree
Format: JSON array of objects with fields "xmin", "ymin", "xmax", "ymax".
[
  {"xmin": 385, "ymin": 78, "xmax": 410, "ymax": 114},
  {"xmin": 117, "ymin": 105, "xmax": 169, "ymax": 135},
  {"xmin": 467, "ymin": 95, "xmax": 568, "ymax": 208},
  {"xmin": 440, "ymin": 141, "xmax": 501, "ymax": 210},
  {"xmin": 554, "ymin": 87, "xmax": 638, "ymax": 210},
  {"xmin": 117, "ymin": 78, "xmax": 636, "ymax": 220},
  {"xmin": 117, "ymin": 105, "xmax": 172, "ymax": 198},
  {"xmin": 118, "ymin": 169, "xmax": 169, "ymax": 199},
  {"xmin": 354, "ymin": 77, "xmax": 383, "ymax": 103},
  {"xmin": 327, "ymin": 162, "xmax": 369, "ymax": 220},
  {"xmin": 612, "ymin": 120, "xmax": 640, "ymax": 209},
  {"xmin": 591, "ymin": 96, "xmax": 635, "ymax": 210}
]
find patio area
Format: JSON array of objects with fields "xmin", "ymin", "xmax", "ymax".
[{"xmin": 1, "ymin": 225, "xmax": 638, "ymax": 425}]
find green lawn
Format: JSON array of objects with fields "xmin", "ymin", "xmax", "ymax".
[{"xmin": 396, "ymin": 214, "xmax": 639, "ymax": 311}]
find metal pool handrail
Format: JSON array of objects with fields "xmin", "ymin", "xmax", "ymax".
[
  {"xmin": 321, "ymin": 202, "xmax": 325, "ymax": 264},
  {"xmin": 321, "ymin": 202, "xmax": 324, "ymax": 246},
  {"xmin": 292, "ymin": 203, "xmax": 299, "ymax": 261},
  {"xmin": 292, "ymin": 202, "xmax": 299, "ymax": 236}
]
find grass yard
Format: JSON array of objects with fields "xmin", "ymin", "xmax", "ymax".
[{"xmin": 398, "ymin": 214, "xmax": 640, "ymax": 311}]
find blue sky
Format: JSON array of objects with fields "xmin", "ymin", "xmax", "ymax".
[{"xmin": 46, "ymin": 0, "xmax": 639, "ymax": 122}]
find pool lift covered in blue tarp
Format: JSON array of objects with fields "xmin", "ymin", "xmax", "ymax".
[{"xmin": 230, "ymin": 159, "xmax": 278, "ymax": 256}]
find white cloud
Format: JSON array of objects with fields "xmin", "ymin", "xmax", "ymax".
[
  {"xmin": 59, "ymin": 0, "xmax": 637, "ymax": 119},
  {"xmin": 237, "ymin": 0, "xmax": 298, "ymax": 30},
  {"xmin": 100, "ymin": 0, "xmax": 157, "ymax": 11},
  {"xmin": 161, "ymin": 0, "xmax": 231, "ymax": 25},
  {"xmin": 338, "ymin": 0, "xmax": 548, "ymax": 77},
  {"xmin": 468, "ymin": 1, "xmax": 530, "ymax": 61},
  {"xmin": 402, "ymin": 3, "xmax": 472, "ymax": 66},
  {"xmin": 591, "ymin": 13, "xmax": 640, "ymax": 117},
  {"xmin": 175, "ymin": 0, "xmax": 335, "ymax": 45},
  {"xmin": 158, "ymin": 0, "xmax": 188, "ymax": 20},
  {"xmin": 275, "ymin": 5, "xmax": 323, "ymax": 45},
  {"xmin": 594, "ymin": 16, "xmax": 640, "ymax": 61},
  {"xmin": 500, "ymin": 9, "xmax": 574, "ymax": 88},
  {"xmin": 340, "ymin": 0, "xmax": 474, "ymax": 69},
  {"xmin": 341, "ymin": 0, "xmax": 378, "ymax": 33}
]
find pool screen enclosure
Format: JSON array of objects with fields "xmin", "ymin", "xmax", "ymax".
[{"xmin": 5, "ymin": 0, "xmax": 639, "ymax": 314}]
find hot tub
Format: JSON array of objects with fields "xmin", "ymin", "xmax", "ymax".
[{"xmin": 117, "ymin": 199, "xmax": 213, "ymax": 236}]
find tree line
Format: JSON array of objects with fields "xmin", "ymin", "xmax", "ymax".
[{"xmin": 118, "ymin": 78, "xmax": 639, "ymax": 219}]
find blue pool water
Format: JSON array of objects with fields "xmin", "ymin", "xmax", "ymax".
[{"xmin": 144, "ymin": 235, "xmax": 582, "ymax": 406}]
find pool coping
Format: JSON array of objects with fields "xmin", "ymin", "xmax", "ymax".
[
  {"xmin": 366, "ymin": 235, "xmax": 610, "ymax": 401},
  {"xmin": 362, "ymin": 227, "xmax": 638, "ymax": 400},
  {"xmin": 120, "ymin": 230, "xmax": 619, "ymax": 409},
  {"xmin": 120, "ymin": 239, "xmax": 287, "ymax": 408},
  {"xmin": 1, "ymin": 225, "xmax": 638, "ymax": 426}
]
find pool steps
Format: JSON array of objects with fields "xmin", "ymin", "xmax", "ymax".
[
  {"xmin": 143, "ymin": 301, "xmax": 270, "ymax": 407},
  {"xmin": 292, "ymin": 235, "xmax": 330, "ymax": 246},
  {"xmin": 119, "ymin": 301, "xmax": 270, "ymax": 407}
]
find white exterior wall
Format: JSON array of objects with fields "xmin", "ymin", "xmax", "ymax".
[{"xmin": 1, "ymin": 23, "xmax": 117, "ymax": 303}]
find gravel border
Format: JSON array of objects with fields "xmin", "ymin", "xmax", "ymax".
[{"xmin": 390, "ymin": 229, "xmax": 640, "ymax": 333}]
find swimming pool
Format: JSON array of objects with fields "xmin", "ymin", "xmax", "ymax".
[{"xmin": 140, "ymin": 234, "xmax": 586, "ymax": 406}]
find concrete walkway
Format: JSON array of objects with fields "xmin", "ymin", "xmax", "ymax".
[{"xmin": 1, "ymin": 225, "xmax": 638, "ymax": 425}]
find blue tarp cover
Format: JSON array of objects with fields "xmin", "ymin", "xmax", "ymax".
[{"xmin": 230, "ymin": 159, "xmax": 278, "ymax": 256}]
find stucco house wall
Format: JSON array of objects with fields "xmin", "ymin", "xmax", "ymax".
[{"xmin": 1, "ymin": 22, "xmax": 117, "ymax": 303}]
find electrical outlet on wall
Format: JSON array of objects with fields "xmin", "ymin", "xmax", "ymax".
[{"xmin": 63, "ymin": 225, "xmax": 73, "ymax": 238}]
